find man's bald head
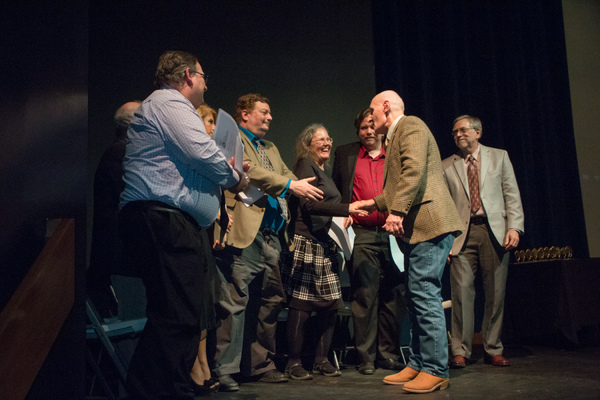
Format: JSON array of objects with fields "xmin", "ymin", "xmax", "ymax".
[
  {"xmin": 369, "ymin": 90, "xmax": 405, "ymax": 135},
  {"xmin": 114, "ymin": 101, "xmax": 141, "ymax": 137}
]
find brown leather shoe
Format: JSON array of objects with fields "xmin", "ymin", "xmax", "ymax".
[
  {"xmin": 484, "ymin": 354, "xmax": 510, "ymax": 367},
  {"xmin": 449, "ymin": 355, "xmax": 466, "ymax": 368},
  {"xmin": 383, "ymin": 366, "xmax": 419, "ymax": 385},
  {"xmin": 402, "ymin": 372, "xmax": 449, "ymax": 393}
]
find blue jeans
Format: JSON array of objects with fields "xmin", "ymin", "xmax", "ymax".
[{"xmin": 399, "ymin": 233, "xmax": 453, "ymax": 378}]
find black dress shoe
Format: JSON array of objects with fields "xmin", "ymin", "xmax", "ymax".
[
  {"xmin": 357, "ymin": 362, "xmax": 375, "ymax": 375},
  {"xmin": 192, "ymin": 378, "xmax": 220, "ymax": 396},
  {"xmin": 377, "ymin": 358, "xmax": 403, "ymax": 370},
  {"xmin": 258, "ymin": 369, "xmax": 289, "ymax": 383}
]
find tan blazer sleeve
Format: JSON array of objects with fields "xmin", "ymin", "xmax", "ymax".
[{"xmin": 242, "ymin": 134, "xmax": 297, "ymax": 197}]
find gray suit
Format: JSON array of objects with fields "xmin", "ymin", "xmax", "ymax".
[{"xmin": 442, "ymin": 144, "xmax": 524, "ymax": 358}]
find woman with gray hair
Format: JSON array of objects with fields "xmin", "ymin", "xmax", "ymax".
[{"xmin": 281, "ymin": 124, "xmax": 367, "ymax": 380}]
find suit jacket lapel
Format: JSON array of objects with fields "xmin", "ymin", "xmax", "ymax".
[
  {"xmin": 383, "ymin": 118, "xmax": 402, "ymax": 185},
  {"xmin": 479, "ymin": 144, "xmax": 490, "ymax": 189},
  {"xmin": 452, "ymin": 154, "xmax": 469, "ymax": 199},
  {"xmin": 348, "ymin": 143, "xmax": 359, "ymax": 195}
]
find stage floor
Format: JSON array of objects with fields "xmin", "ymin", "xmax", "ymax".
[{"xmin": 201, "ymin": 344, "xmax": 600, "ymax": 400}]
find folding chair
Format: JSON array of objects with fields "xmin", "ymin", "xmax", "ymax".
[{"xmin": 86, "ymin": 276, "xmax": 146, "ymax": 399}]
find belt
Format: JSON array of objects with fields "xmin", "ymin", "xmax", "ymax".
[
  {"xmin": 123, "ymin": 200, "xmax": 200, "ymax": 228},
  {"xmin": 260, "ymin": 227, "xmax": 280, "ymax": 236},
  {"xmin": 470, "ymin": 216, "xmax": 487, "ymax": 225},
  {"xmin": 353, "ymin": 224, "xmax": 385, "ymax": 233}
]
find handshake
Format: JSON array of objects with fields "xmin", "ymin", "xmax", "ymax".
[
  {"xmin": 348, "ymin": 199, "xmax": 377, "ymax": 216},
  {"xmin": 347, "ymin": 199, "xmax": 405, "ymax": 238}
]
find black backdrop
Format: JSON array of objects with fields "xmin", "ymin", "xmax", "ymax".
[{"xmin": 372, "ymin": 0, "xmax": 588, "ymax": 257}]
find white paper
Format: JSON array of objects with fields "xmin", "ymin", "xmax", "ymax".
[
  {"xmin": 328, "ymin": 218, "xmax": 403, "ymax": 272},
  {"xmin": 212, "ymin": 109, "xmax": 244, "ymax": 172},
  {"xmin": 237, "ymin": 185, "xmax": 264, "ymax": 207},
  {"xmin": 389, "ymin": 235, "xmax": 404, "ymax": 272},
  {"xmin": 329, "ymin": 217, "xmax": 354, "ymax": 261}
]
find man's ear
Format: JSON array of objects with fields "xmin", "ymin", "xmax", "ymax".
[
  {"xmin": 184, "ymin": 68, "xmax": 194, "ymax": 86},
  {"xmin": 241, "ymin": 109, "xmax": 249, "ymax": 123},
  {"xmin": 383, "ymin": 100, "xmax": 390, "ymax": 114}
]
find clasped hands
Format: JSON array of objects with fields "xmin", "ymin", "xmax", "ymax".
[{"xmin": 349, "ymin": 199, "xmax": 405, "ymax": 237}]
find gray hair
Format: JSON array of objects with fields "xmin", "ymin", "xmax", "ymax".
[
  {"xmin": 295, "ymin": 123, "xmax": 328, "ymax": 165},
  {"xmin": 453, "ymin": 115, "xmax": 482, "ymax": 132}
]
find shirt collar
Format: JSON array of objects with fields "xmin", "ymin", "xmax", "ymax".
[
  {"xmin": 463, "ymin": 143, "xmax": 481, "ymax": 162},
  {"xmin": 359, "ymin": 143, "xmax": 385, "ymax": 159},
  {"xmin": 239, "ymin": 126, "xmax": 263, "ymax": 145},
  {"xmin": 387, "ymin": 114, "xmax": 404, "ymax": 141}
]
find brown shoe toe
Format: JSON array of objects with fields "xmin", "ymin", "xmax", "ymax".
[
  {"xmin": 383, "ymin": 366, "xmax": 419, "ymax": 385},
  {"xmin": 449, "ymin": 355, "xmax": 466, "ymax": 368},
  {"xmin": 484, "ymin": 354, "xmax": 510, "ymax": 367}
]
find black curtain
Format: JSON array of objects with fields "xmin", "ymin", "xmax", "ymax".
[{"xmin": 372, "ymin": 0, "xmax": 588, "ymax": 257}]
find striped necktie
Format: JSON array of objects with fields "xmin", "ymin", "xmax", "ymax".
[
  {"xmin": 253, "ymin": 138, "xmax": 290, "ymax": 220},
  {"xmin": 467, "ymin": 155, "xmax": 481, "ymax": 213}
]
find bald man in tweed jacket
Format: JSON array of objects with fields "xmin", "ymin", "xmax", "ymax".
[{"xmin": 358, "ymin": 91, "xmax": 462, "ymax": 394}]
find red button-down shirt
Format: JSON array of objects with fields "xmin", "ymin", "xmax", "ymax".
[{"xmin": 352, "ymin": 145, "xmax": 388, "ymax": 226}]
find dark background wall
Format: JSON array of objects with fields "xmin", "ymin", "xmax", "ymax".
[
  {"xmin": 562, "ymin": 0, "xmax": 600, "ymax": 257},
  {"xmin": 0, "ymin": 2, "xmax": 88, "ymax": 399},
  {"xmin": 371, "ymin": 0, "xmax": 588, "ymax": 257},
  {"xmin": 88, "ymin": 1, "xmax": 376, "ymax": 183},
  {"xmin": 88, "ymin": 0, "xmax": 377, "ymax": 258}
]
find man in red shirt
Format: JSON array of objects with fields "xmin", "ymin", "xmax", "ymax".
[{"xmin": 332, "ymin": 108, "xmax": 406, "ymax": 375}]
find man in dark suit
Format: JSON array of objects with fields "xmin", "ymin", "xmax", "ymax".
[
  {"xmin": 332, "ymin": 108, "xmax": 405, "ymax": 375},
  {"xmin": 442, "ymin": 115, "xmax": 524, "ymax": 368},
  {"xmin": 88, "ymin": 101, "xmax": 140, "ymax": 317},
  {"xmin": 358, "ymin": 90, "xmax": 463, "ymax": 393}
]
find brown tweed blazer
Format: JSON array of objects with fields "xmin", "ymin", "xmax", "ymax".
[
  {"xmin": 374, "ymin": 116, "xmax": 463, "ymax": 244},
  {"xmin": 223, "ymin": 130, "xmax": 296, "ymax": 249}
]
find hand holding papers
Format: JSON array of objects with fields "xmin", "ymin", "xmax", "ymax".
[{"xmin": 213, "ymin": 109, "xmax": 244, "ymax": 172}]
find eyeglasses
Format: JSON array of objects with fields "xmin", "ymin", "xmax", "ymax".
[
  {"xmin": 190, "ymin": 70, "xmax": 208, "ymax": 84},
  {"xmin": 451, "ymin": 127, "xmax": 474, "ymax": 136},
  {"xmin": 312, "ymin": 137, "xmax": 333, "ymax": 145}
]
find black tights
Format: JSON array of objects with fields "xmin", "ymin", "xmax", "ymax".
[{"xmin": 286, "ymin": 307, "xmax": 337, "ymax": 368}]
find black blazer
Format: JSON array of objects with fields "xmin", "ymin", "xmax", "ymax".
[{"xmin": 331, "ymin": 141, "xmax": 361, "ymax": 203}]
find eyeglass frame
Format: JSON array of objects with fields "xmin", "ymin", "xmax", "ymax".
[
  {"xmin": 311, "ymin": 137, "xmax": 333, "ymax": 145},
  {"xmin": 451, "ymin": 127, "xmax": 476, "ymax": 136},
  {"xmin": 190, "ymin": 69, "xmax": 208, "ymax": 84}
]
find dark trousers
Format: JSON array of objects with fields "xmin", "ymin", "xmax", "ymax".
[
  {"xmin": 350, "ymin": 225, "xmax": 406, "ymax": 363},
  {"xmin": 119, "ymin": 201, "xmax": 213, "ymax": 399},
  {"xmin": 214, "ymin": 230, "xmax": 286, "ymax": 377}
]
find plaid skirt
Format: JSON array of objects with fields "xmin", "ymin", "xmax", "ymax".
[{"xmin": 280, "ymin": 233, "xmax": 341, "ymax": 302}]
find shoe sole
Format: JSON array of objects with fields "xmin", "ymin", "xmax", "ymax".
[
  {"xmin": 383, "ymin": 379, "xmax": 411, "ymax": 386},
  {"xmin": 312, "ymin": 369, "xmax": 341, "ymax": 377},
  {"xmin": 402, "ymin": 380, "xmax": 449, "ymax": 393},
  {"xmin": 484, "ymin": 359, "xmax": 510, "ymax": 367},
  {"xmin": 287, "ymin": 373, "xmax": 313, "ymax": 381},
  {"xmin": 219, "ymin": 385, "xmax": 239, "ymax": 392}
]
